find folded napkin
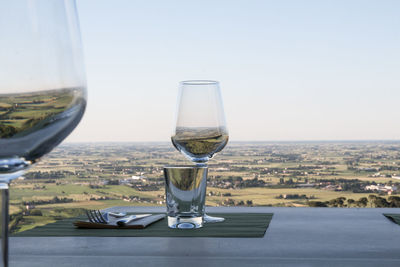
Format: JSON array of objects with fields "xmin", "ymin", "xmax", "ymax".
[{"xmin": 74, "ymin": 214, "xmax": 165, "ymax": 229}]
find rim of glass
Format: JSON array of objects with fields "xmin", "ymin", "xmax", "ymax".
[
  {"xmin": 180, "ymin": 80, "xmax": 219, "ymax": 86},
  {"xmin": 164, "ymin": 165, "xmax": 207, "ymax": 169}
]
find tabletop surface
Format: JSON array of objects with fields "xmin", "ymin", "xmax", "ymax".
[{"xmin": 10, "ymin": 206, "xmax": 400, "ymax": 267}]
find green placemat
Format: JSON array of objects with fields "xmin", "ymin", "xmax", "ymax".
[
  {"xmin": 384, "ymin": 213, "xmax": 400, "ymax": 225},
  {"xmin": 12, "ymin": 213, "xmax": 273, "ymax": 238}
]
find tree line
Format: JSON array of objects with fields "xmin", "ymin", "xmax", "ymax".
[{"xmin": 308, "ymin": 195, "xmax": 400, "ymax": 208}]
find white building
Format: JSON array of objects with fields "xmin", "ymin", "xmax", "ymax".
[{"xmin": 365, "ymin": 184, "xmax": 397, "ymax": 192}]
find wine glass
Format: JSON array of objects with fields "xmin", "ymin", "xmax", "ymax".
[
  {"xmin": 171, "ymin": 80, "xmax": 229, "ymax": 223},
  {"xmin": 0, "ymin": 1, "xmax": 86, "ymax": 265}
]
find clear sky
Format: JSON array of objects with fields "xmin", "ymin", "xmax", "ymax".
[{"xmin": 67, "ymin": 0, "xmax": 400, "ymax": 142}]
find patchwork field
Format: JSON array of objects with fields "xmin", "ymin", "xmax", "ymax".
[{"xmin": 8, "ymin": 141, "xmax": 400, "ymax": 232}]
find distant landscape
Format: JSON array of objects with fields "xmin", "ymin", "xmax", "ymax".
[{"xmin": 9, "ymin": 141, "xmax": 400, "ymax": 233}]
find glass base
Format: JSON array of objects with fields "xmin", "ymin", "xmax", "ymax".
[
  {"xmin": 168, "ymin": 216, "xmax": 203, "ymax": 229},
  {"xmin": 204, "ymin": 213, "xmax": 225, "ymax": 223},
  {"xmin": 0, "ymin": 158, "xmax": 30, "ymax": 183}
]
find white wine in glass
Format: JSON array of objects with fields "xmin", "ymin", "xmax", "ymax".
[
  {"xmin": 0, "ymin": 1, "xmax": 87, "ymax": 266},
  {"xmin": 172, "ymin": 80, "xmax": 228, "ymax": 223},
  {"xmin": 172, "ymin": 126, "xmax": 229, "ymax": 163}
]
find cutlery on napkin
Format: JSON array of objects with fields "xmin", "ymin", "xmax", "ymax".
[{"xmin": 74, "ymin": 214, "xmax": 165, "ymax": 229}]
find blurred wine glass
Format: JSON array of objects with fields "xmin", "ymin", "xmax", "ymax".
[
  {"xmin": 0, "ymin": 1, "xmax": 87, "ymax": 265},
  {"xmin": 172, "ymin": 80, "xmax": 228, "ymax": 223}
]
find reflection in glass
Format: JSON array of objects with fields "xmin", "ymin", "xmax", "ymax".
[{"xmin": 164, "ymin": 166, "xmax": 207, "ymax": 229}]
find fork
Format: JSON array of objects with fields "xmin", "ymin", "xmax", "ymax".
[{"xmin": 85, "ymin": 210, "xmax": 126, "ymax": 224}]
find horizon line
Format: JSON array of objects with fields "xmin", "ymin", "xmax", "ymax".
[{"xmin": 64, "ymin": 139, "xmax": 400, "ymax": 144}]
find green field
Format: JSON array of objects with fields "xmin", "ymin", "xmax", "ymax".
[{"xmin": 7, "ymin": 141, "xmax": 400, "ymax": 232}]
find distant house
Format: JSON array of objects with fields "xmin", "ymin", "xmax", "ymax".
[
  {"xmin": 25, "ymin": 204, "xmax": 35, "ymax": 210},
  {"xmin": 365, "ymin": 184, "xmax": 397, "ymax": 193},
  {"xmin": 131, "ymin": 175, "xmax": 146, "ymax": 181},
  {"xmin": 119, "ymin": 175, "xmax": 146, "ymax": 185},
  {"xmin": 323, "ymin": 185, "xmax": 335, "ymax": 191}
]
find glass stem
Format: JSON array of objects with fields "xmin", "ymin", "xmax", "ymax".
[{"xmin": 0, "ymin": 183, "xmax": 9, "ymax": 267}]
